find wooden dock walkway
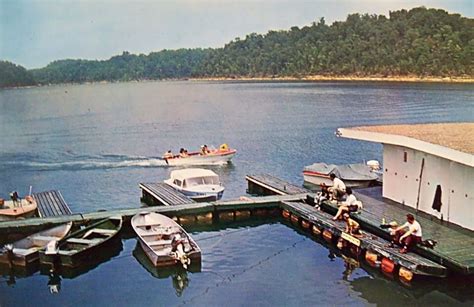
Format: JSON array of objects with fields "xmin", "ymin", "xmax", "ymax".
[
  {"xmin": 0, "ymin": 193, "xmax": 307, "ymax": 236},
  {"xmin": 33, "ymin": 190, "xmax": 72, "ymax": 218},
  {"xmin": 139, "ymin": 183, "xmax": 196, "ymax": 206},
  {"xmin": 281, "ymin": 201, "xmax": 447, "ymax": 278},
  {"xmin": 321, "ymin": 192, "xmax": 474, "ymax": 275},
  {"xmin": 246, "ymin": 174, "xmax": 474, "ymax": 276},
  {"xmin": 246, "ymin": 174, "xmax": 309, "ymax": 196}
]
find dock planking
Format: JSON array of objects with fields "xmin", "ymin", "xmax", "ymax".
[
  {"xmin": 0, "ymin": 193, "xmax": 307, "ymax": 236},
  {"xmin": 247, "ymin": 174, "xmax": 474, "ymax": 275},
  {"xmin": 33, "ymin": 190, "xmax": 72, "ymax": 218},
  {"xmin": 139, "ymin": 183, "xmax": 196, "ymax": 206},
  {"xmin": 246, "ymin": 174, "xmax": 309, "ymax": 196},
  {"xmin": 281, "ymin": 201, "xmax": 447, "ymax": 277}
]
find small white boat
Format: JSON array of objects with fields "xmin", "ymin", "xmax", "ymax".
[
  {"xmin": 131, "ymin": 212, "xmax": 201, "ymax": 268},
  {"xmin": 163, "ymin": 144, "xmax": 236, "ymax": 166},
  {"xmin": 0, "ymin": 193, "xmax": 38, "ymax": 222},
  {"xmin": 0, "ymin": 222, "xmax": 73, "ymax": 266},
  {"xmin": 303, "ymin": 161, "xmax": 381, "ymax": 188},
  {"xmin": 164, "ymin": 168, "xmax": 224, "ymax": 201}
]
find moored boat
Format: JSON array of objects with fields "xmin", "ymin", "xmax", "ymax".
[
  {"xmin": 0, "ymin": 222, "xmax": 73, "ymax": 266},
  {"xmin": 164, "ymin": 168, "xmax": 224, "ymax": 201},
  {"xmin": 131, "ymin": 212, "xmax": 201, "ymax": 268},
  {"xmin": 39, "ymin": 216, "xmax": 122, "ymax": 267},
  {"xmin": 163, "ymin": 144, "xmax": 236, "ymax": 166},
  {"xmin": 0, "ymin": 193, "xmax": 38, "ymax": 221},
  {"xmin": 303, "ymin": 161, "xmax": 381, "ymax": 188}
]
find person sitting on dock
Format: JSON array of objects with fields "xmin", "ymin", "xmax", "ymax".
[
  {"xmin": 332, "ymin": 188, "xmax": 362, "ymax": 220},
  {"xmin": 389, "ymin": 213, "xmax": 422, "ymax": 254},
  {"xmin": 343, "ymin": 213, "xmax": 361, "ymax": 236},
  {"xmin": 328, "ymin": 173, "xmax": 346, "ymax": 201}
]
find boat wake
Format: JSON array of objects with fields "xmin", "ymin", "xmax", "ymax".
[{"xmin": 2, "ymin": 153, "xmax": 168, "ymax": 171}]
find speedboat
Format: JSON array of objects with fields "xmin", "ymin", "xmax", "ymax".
[
  {"xmin": 164, "ymin": 168, "xmax": 224, "ymax": 201},
  {"xmin": 303, "ymin": 160, "xmax": 381, "ymax": 189},
  {"xmin": 0, "ymin": 192, "xmax": 38, "ymax": 222},
  {"xmin": 163, "ymin": 144, "xmax": 236, "ymax": 166}
]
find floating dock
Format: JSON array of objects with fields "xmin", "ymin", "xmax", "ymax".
[
  {"xmin": 281, "ymin": 201, "xmax": 447, "ymax": 278},
  {"xmin": 139, "ymin": 183, "xmax": 196, "ymax": 206},
  {"xmin": 247, "ymin": 174, "xmax": 474, "ymax": 276},
  {"xmin": 33, "ymin": 190, "xmax": 72, "ymax": 218}
]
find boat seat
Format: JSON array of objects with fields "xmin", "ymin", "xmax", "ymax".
[
  {"xmin": 92, "ymin": 229, "xmax": 116, "ymax": 235},
  {"xmin": 135, "ymin": 223, "xmax": 162, "ymax": 228},
  {"xmin": 33, "ymin": 235, "xmax": 59, "ymax": 242},
  {"xmin": 66, "ymin": 238, "xmax": 100, "ymax": 245},
  {"xmin": 148, "ymin": 240, "xmax": 172, "ymax": 247},
  {"xmin": 12, "ymin": 247, "xmax": 37, "ymax": 255},
  {"xmin": 58, "ymin": 250, "xmax": 78, "ymax": 255}
]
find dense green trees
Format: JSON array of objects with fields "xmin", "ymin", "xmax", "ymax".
[
  {"xmin": 1, "ymin": 7, "xmax": 472, "ymax": 88},
  {"xmin": 0, "ymin": 61, "xmax": 36, "ymax": 88}
]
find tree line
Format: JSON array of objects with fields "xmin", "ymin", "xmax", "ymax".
[{"xmin": 1, "ymin": 7, "xmax": 472, "ymax": 88}]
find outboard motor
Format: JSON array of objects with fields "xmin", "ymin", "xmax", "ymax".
[{"xmin": 172, "ymin": 234, "xmax": 191, "ymax": 269}]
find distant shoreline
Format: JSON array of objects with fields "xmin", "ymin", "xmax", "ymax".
[
  {"xmin": 2, "ymin": 75, "xmax": 473, "ymax": 90},
  {"xmin": 191, "ymin": 75, "xmax": 474, "ymax": 83}
]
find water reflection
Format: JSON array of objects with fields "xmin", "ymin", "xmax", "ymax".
[
  {"xmin": 0, "ymin": 262, "xmax": 38, "ymax": 287},
  {"xmin": 132, "ymin": 241, "xmax": 201, "ymax": 297}
]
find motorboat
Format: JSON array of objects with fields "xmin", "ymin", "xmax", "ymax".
[
  {"xmin": 131, "ymin": 212, "xmax": 201, "ymax": 268},
  {"xmin": 39, "ymin": 216, "xmax": 122, "ymax": 268},
  {"xmin": 163, "ymin": 144, "xmax": 236, "ymax": 166},
  {"xmin": 0, "ymin": 192, "xmax": 38, "ymax": 221},
  {"xmin": 164, "ymin": 168, "xmax": 224, "ymax": 201},
  {"xmin": 303, "ymin": 160, "xmax": 381, "ymax": 189},
  {"xmin": 0, "ymin": 222, "xmax": 73, "ymax": 266}
]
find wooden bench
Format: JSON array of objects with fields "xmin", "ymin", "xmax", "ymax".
[{"xmin": 66, "ymin": 238, "xmax": 99, "ymax": 245}]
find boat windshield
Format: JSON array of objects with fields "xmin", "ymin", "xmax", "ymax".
[{"xmin": 184, "ymin": 176, "xmax": 219, "ymax": 187}]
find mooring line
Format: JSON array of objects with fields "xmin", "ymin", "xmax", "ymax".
[{"xmin": 179, "ymin": 237, "xmax": 307, "ymax": 306}]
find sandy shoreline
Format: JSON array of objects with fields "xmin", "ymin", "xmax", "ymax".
[{"xmin": 2, "ymin": 75, "xmax": 473, "ymax": 90}]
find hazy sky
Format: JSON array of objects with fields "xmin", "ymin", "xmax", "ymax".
[{"xmin": 1, "ymin": 0, "xmax": 472, "ymax": 69}]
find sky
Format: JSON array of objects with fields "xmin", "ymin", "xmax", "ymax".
[{"xmin": 0, "ymin": 0, "xmax": 472, "ymax": 69}]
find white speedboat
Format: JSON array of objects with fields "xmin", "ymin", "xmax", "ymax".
[
  {"xmin": 303, "ymin": 161, "xmax": 381, "ymax": 188},
  {"xmin": 163, "ymin": 144, "xmax": 236, "ymax": 166},
  {"xmin": 164, "ymin": 168, "xmax": 224, "ymax": 201},
  {"xmin": 131, "ymin": 212, "xmax": 201, "ymax": 268}
]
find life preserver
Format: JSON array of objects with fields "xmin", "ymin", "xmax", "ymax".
[{"xmin": 219, "ymin": 143, "xmax": 229, "ymax": 151}]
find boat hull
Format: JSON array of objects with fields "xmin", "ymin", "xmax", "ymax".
[
  {"xmin": 132, "ymin": 212, "xmax": 201, "ymax": 268},
  {"xmin": 303, "ymin": 172, "xmax": 375, "ymax": 189},
  {"xmin": 165, "ymin": 150, "xmax": 236, "ymax": 166},
  {"xmin": 39, "ymin": 217, "xmax": 122, "ymax": 268},
  {"xmin": 0, "ymin": 222, "xmax": 73, "ymax": 267},
  {"xmin": 0, "ymin": 200, "xmax": 37, "ymax": 221}
]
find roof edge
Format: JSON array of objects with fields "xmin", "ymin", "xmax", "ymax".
[{"xmin": 336, "ymin": 128, "xmax": 474, "ymax": 167}]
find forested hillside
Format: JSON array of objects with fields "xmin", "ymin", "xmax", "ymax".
[
  {"xmin": 1, "ymin": 7, "xmax": 472, "ymax": 88},
  {"xmin": 0, "ymin": 61, "xmax": 36, "ymax": 88}
]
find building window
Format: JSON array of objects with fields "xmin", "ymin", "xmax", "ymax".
[{"xmin": 403, "ymin": 151, "xmax": 408, "ymax": 163}]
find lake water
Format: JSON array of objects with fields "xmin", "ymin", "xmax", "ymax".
[{"xmin": 0, "ymin": 81, "xmax": 473, "ymax": 306}]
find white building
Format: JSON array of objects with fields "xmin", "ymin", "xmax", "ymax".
[{"xmin": 337, "ymin": 123, "xmax": 474, "ymax": 231}]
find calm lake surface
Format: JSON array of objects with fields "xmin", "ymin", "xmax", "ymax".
[{"xmin": 0, "ymin": 81, "xmax": 473, "ymax": 306}]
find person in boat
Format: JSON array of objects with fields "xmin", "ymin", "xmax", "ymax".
[
  {"xmin": 328, "ymin": 173, "xmax": 346, "ymax": 201},
  {"xmin": 200, "ymin": 145, "xmax": 209, "ymax": 155},
  {"xmin": 163, "ymin": 150, "xmax": 173, "ymax": 159},
  {"xmin": 179, "ymin": 148, "xmax": 188, "ymax": 158},
  {"xmin": 343, "ymin": 213, "xmax": 361, "ymax": 236},
  {"xmin": 9, "ymin": 191, "xmax": 20, "ymax": 207},
  {"xmin": 332, "ymin": 188, "xmax": 362, "ymax": 220},
  {"xmin": 389, "ymin": 213, "xmax": 422, "ymax": 254}
]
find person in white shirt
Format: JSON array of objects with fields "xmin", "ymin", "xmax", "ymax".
[
  {"xmin": 332, "ymin": 187, "xmax": 363, "ymax": 220},
  {"xmin": 389, "ymin": 213, "xmax": 423, "ymax": 253},
  {"xmin": 328, "ymin": 173, "xmax": 346, "ymax": 201}
]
